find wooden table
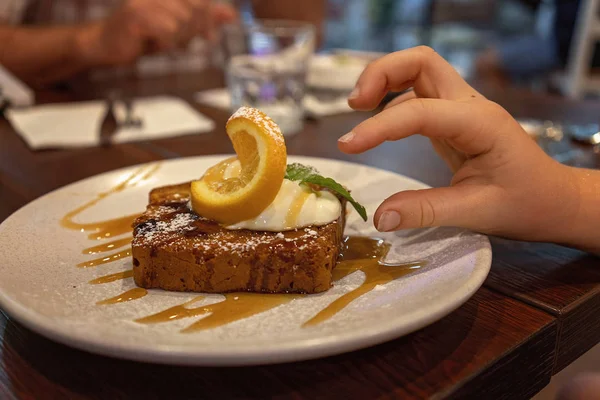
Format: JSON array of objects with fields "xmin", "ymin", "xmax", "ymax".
[{"xmin": 0, "ymin": 71, "xmax": 599, "ymax": 399}]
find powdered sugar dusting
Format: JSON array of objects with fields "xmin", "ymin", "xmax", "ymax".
[
  {"xmin": 132, "ymin": 181, "xmax": 343, "ymax": 261},
  {"xmin": 183, "ymin": 226, "xmax": 330, "ymax": 258},
  {"xmin": 304, "ymin": 228, "xmax": 318, "ymax": 237},
  {"xmin": 228, "ymin": 106, "xmax": 284, "ymax": 145},
  {"xmin": 134, "ymin": 212, "xmax": 197, "ymax": 243},
  {"xmin": 133, "ymin": 194, "xmax": 338, "ymax": 258},
  {"xmin": 143, "ymin": 205, "xmax": 180, "ymax": 219}
]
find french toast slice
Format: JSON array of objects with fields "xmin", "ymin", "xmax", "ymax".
[{"xmin": 131, "ymin": 182, "xmax": 346, "ymax": 294}]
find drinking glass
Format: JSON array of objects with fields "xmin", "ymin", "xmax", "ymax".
[{"xmin": 223, "ymin": 20, "xmax": 315, "ymax": 136}]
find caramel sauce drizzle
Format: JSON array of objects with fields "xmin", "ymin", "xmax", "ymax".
[
  {"xmin": 60, "ymin": 163, "xmax": 159, "ymax": 239},
  {"xmin": 184, "ymin": 292, "xmax": 297, "ymax": 332},
  {"xmin": 89, "ymin": 270, "xmax": 134, "ymax": 285},
  {"xmin": 303, "ymin": 237, "xmax": 422, "ymax": 327},
  {"xmin": 77, "ymin": 249, "xmax": 131, "ymax": 268},
  {"xmin": 135, "ymin": 296, "xmax": 205, "ymax": 323},
  {"xmin": 134, "ymin": 237, "xmax": 421, "ymax": 331},
  {"xmin": 284, "ymin": 190, "xmax": 311, "ymax": 228},
  {"xmin": 82, "ymin": 237, "xmax": 132, "ymax": 255},
  {"xmin": 136, "ymin": 293, "xmax": 299, "ymax": 332},
  {"xmin": 97, "ymin": 288, "xmax": 148, "ymax": 305},
  {"xmin": 61, "ymin": 161, "xmax": 424, "ymax": 332},
  {"xmin": 73, "ymin": 214, "xmax": 139, "ymax": 241}
]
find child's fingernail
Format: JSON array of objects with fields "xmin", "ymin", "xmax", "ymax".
[
  {"xmin": 348, "ymin": 86, "xmax": 360, "ymax": 100},
  {"xmin": 377, "ymin": 211, "xmax": 401, "ymax": 232},
  {"xmin": 338, "ymin": 131, "xmax": 355, "ymax": 143}
]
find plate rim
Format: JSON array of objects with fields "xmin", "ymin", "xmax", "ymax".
[{"xmin": 0, "ymin": 155, "xmax": 492, "ymax": 366}]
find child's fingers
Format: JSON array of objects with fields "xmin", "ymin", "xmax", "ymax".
[
  {"xmin": 348, "ymin": 46, "xmax": 478, "ymax": 111},
  {"xmin": 383, "ymin": 90, "xmax": 416, "ymax": 110},
  {"xmin": 373, "ymin": 184, "xmax": 499, "ymax": 232},
  {"xmin": 338, "ymin": 98, "xmax": 495, "ymax": 156}
]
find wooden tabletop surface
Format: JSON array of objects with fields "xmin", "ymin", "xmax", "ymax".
[{"xmin": 0, "ymin": 70, "xmax": 599, "ymax": 399}]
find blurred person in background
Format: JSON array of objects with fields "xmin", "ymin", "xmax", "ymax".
[
  {"xmin": 475, "ymin": 0, "xmax": 589, "ymax": 86},
  {"xmin": 0, "ymin": 0, "xmax": 325, "ymax": 88}
]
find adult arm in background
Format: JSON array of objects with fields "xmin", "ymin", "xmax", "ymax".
[{"xmin": 0, "ymin": 0, "xmax": 236, "ymax": 88}]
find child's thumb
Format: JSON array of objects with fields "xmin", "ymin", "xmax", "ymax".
[{"xmin": 374, "ymin": 185, "xmax": 493, "ymax": 232}]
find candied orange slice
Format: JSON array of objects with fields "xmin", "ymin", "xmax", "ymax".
[{"xmin": 191, "ymin": 107, "xmax": 287, "ymax": 224}]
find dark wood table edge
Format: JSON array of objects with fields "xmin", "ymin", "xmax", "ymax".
[
  {"xmin": 447, "ymin": 316, "xmax": 558, "ymax": 399},
  {"xmin": 0, "ymin": 286, "xmax": 558, "ymax": 400}
]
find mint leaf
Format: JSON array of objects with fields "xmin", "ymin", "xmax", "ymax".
[
  {"xmin": 285, "ymin": 163, "xmax": 319, "ymax": 181},
  {"xmin": 284, "ymin": 163, "xmax": 368, "ymax": 221},
  {"xmin": 302, "ymin": 175, "xmax": 368, "ymax": 221}
]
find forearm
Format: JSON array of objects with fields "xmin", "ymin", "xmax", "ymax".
[
  {"xmin": 251, "ymin": 0, "xmax": 326, "ymax": 46},
  {"xmin": 0, "ymin": 24, "xmax": 96, "ymax": 88},
  {"xmin": 560, "ymin": 167, "xmax": 600, "ymax": 254}
]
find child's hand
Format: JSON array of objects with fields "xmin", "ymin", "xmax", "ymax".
[{"xmin": 338, "ymin": 46, "xmax": 599, "ymax": 252}]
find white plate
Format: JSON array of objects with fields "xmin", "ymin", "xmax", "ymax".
[{"xmin": 0, "ymin": 156, "xmax": 491, "ymax": 366}]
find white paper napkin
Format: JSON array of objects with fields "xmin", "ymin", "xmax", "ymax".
[
  {"xmin": 6, "ymin": 95, "xmax": 215, "ymax": 150},
  {"xmin": 195, "ymin": 88, "xmax": 354, "ymax": 118}
]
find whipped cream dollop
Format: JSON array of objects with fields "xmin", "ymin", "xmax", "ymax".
[{"xmin": 222, "ymin": 160, "xmax": 341, "ymax": 231}]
